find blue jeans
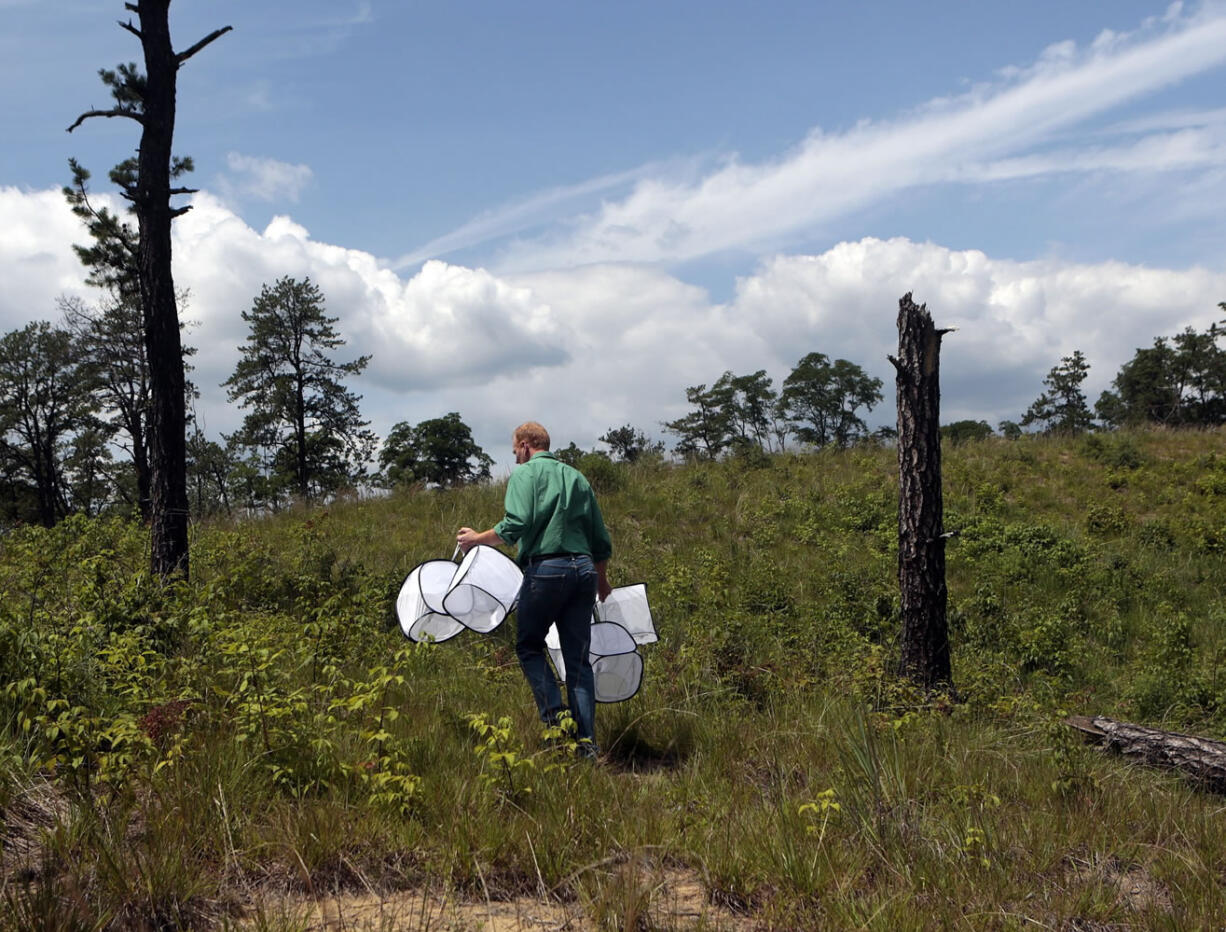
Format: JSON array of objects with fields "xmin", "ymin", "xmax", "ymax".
[{"xmin": 515, "ymin": 555, "xmax": 598, "ymax": 750}]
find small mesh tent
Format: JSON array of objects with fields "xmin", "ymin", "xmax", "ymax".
[
  {"xmin": 443, "ymin": 545, "xmax": 521, "ymax": 633},
  {"xmin": 545, "ymin": 584, "xmax": 655, "ymax": 703},
  {"xmin": 596, "ymin": 584, "xmax": 656, "ymax": 644},
  {"xmin": 397, "ymin": 560, "xmax": 466, "ymax": 643},
  {"xmin": 396, "ymin": 552, "xmax": 656, "ymax": 704},
  {"xmin": 593, "ymin": 652, "xmax": 644, "ymax": 703}
]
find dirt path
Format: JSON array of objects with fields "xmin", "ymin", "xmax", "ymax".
[{"xmin": 247, "ymin": 868, "xmax": 756, "ymax": 931}]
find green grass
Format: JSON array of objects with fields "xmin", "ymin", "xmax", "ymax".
[{"xmin": 2, "ymin": 426, "xmax": 1226, "ymax": 928}]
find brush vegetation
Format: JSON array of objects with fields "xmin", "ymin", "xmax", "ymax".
[{"xmin": 2, "ymin": 427, "xmax": 1226, "ymax": 929}]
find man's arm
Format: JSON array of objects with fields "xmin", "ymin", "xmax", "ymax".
[
  {"xmin": 595, "ymin": 559, "xmax": 612, "ymax": 602},
  {"xmin": 457, "ymin": 527, "xmax": 505, "ymax": 553}
]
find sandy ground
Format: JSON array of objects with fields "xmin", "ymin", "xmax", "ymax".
[{"xmin": 247, "ymin": 868, "xmax": 757, "ymax": 931}]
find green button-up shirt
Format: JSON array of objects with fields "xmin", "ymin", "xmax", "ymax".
[{"xmin": 494, "ymin": 452, "xmax": 613, "ymax": 567}]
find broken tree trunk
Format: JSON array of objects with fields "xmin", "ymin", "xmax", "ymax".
[
  {"xmin": 1067, "ymin": 715, "xmax": 1226, "ymax": 793},
  {"xmin": 889, "ymin": 293, "xmax": 953, "ymax": 691}
]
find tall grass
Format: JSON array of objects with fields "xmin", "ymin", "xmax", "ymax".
[{"xmin": 1, "ymin": 427, "xmax": 1225, "ymax": 928}]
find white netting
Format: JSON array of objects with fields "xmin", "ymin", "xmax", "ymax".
[
  {"xmin": 593, "ymin": 652, "xmax": 644, "ymax": 703},
  {"xmin": 443, "ymin": 545, "xmax": 522, "ymax": 633},
  {"xmin": 396, "ymin": 560, "xmax": 466, "ymax": 643},
  {"xmin": 397, "ymin": 551, "xmax": 655, "ymax": 703},
  {"xmin": 595, "ymin": 583, "xmax": 656, "ymax": 645},
  {"xmin": 545, "ymin": 584, "xmax": 653, "ymax": 702}
]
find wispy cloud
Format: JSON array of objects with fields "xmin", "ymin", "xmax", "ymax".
[
  {"xmin": 218, "ymin": 153, "xmax": 314, "ymax": 204},
  {"xmin": 959, "ymin": 128, "xmax": 1226, "ymax": 182},
  {"xmin": 1103, "ymin": 105, "xmax": 1226, "ymax": 135},
  {"xmin": 386, "ymin": 161, "xmax": 686, "ymax": 270},
  {"xmin": 461, "ymin": 4, "xmax": 1226, "ymax": 271},
  {"xmin": 264, "ymin": 2, "xmax": 375, "ymax": 61}
]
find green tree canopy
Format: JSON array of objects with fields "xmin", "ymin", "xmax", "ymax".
[
  {"xmin": 224, "ymin": 276, "xmax": 375, "ymax": 503},
  {"xmin": 599, "ymin": 425, "xmax": 664, "ymax": 463},
  {"xmin": 941, "ymin": 419, "xmax": 994, "ymax": 446},
  {"xmin": 780, "ymin": 352, "xmax": 883, "ymax": 448},
  {"xmin": 1096, "ymin": 319, "xmax": 1226, "ymax": 428},
  {"xmin": 379, "ymin": 413, "xmax": 493, "ymax": 488},
  {"xmin": 664, "ymin": 382, "xmax": 735, "ymax": 460},
  {"xmin": 0, "ymin": 322, "xmax": 103, "ymax": 526}
]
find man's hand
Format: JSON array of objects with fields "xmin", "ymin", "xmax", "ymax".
[
  {"xmin": 457, "ymin": 527, "xmax": 502, "ymax": 553},
  {"xmin": 596, "ymin": 561, "xmax": 612, "ymax": 602}
]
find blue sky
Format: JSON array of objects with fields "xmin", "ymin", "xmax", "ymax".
[{"xmin": 3, "ymin": 1, "xmax": 1226, "ymax": 468}]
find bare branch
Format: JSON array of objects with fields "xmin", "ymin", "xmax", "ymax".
[
  {"xmin": 171, "ymin": 205, "xmax": 194, "ymax": 219},
  {"xmin": 176, "ymin": 26, "xmax": 233, "ymax": 66},
  {"xmin": 169, "ymin": 186, "xmax": 199, "ymax": 197},
  {"xmin": 887, "ymin": 354, "xmax": 902, "ymax": 372},
  {"xmin": 124, "ymin": 2, "xmax": 137, "ymax": 11},
  {"xmin": 118, "ymin": 18, "xmax": 141, "ymax": 40},
  {"xmin": 67, "ymin": 108, "xmax": 144, "ymax": 133}
]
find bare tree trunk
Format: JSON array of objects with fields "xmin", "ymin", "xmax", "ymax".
[
  {"xmin": 134, "ymin": 1, "xmax": 190, "ymax": 579},
  {"xmin": 890, "ymin": 293, "xmax": 953, "ymax": 690}
]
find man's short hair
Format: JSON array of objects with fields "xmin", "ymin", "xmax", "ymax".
[{"xmin": 514, "ymin": 421, "xmax": 551, "ymax": 451}]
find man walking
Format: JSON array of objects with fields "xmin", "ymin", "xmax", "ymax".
[{"xmin": 457, "ymin": 422, "xmax": 613, "ymax": 758}]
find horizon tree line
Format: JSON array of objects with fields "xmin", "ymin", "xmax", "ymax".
[{"xmin": 4, "ymin": 292, "xmax": 1225, "ymax": 527}]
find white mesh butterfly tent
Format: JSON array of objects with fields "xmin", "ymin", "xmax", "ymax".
[
  {"xmin": 397, "ymin": 546, "xmax": 522, "ymax": 641},
  {"xmin": 546, "ymin": 584, "xmax": 656, "ymax": 703},
  {"xmin": 396, "ymin": 548, "xmax": 656, "ymax": 703},
  {"xmin": 442, "ymin": 545, "xmax": 522, "ymax": 634},
  {"xmin": 396, "ymin": 559, "xmax": 466, "ymax": 643}
]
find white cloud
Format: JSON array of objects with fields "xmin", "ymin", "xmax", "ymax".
[
  {"xmin": 169, "ymin": 195, "xmax": 570, "ymax": 434},
  {"xmin": 388, "ymin": 161, "xmax": 682, "ymax": 270},
  {"xmin": 2, "ymin": 187, "xmax": 1223, "ymax": 465},
  {"xmin": 484, "ymin": 6, "xmax": 1226, "ymax": 271},
  {"xmin": 218, "ymin": 152, "xmax": 314, "ymax": 204},
  {"xmin": 0, "ymin": 186, "xmax": 97, "ymax": 332},
  {"xmin": 732, "ymin": 237, "xmax": 1226, "ymax": 426}
]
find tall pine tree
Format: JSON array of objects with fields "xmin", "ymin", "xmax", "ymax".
[
  {"xmin": 68, "ymin": 2, "xmax": 231, "ymax": 579},
  {"xmin": 225, "ymin": 277, "xmax": 376, "ymax": 503}
]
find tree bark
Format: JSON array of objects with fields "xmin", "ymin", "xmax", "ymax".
[
  {"xmin": 891, "ymin": 293, "xmax": 953, "ymax": 690},
  {"xmin": 135, "ymin": 1, "xmax": 190, "ymax": 579},
  {"xmin": 1067, "ymin": 715, "xmax": 1226, "ymax": 793}
]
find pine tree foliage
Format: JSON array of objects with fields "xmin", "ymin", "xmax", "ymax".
[
  {"xmin": 666, "ymin": 355, "xmax": 884, "ymax": 458},
  {"xmin": 599, "ymin": 425, "xmax": 664, "ymax": 463},
  {"xmin": 1022, "ymin": 350, "xmax": 1094, "ymax": 435},
  {"xmin": 60, "ymin": 294, "xmax": 153, "ymax": 518},
  {"xmin": 67, "ymin": 1, "xmax": 232, "ymax": 580},
  {"xmin": 1096, "ymin": 318, "xmax": 1226, "ymax": 427},
  {"xmin": 665, "ymin": 383, "xmax": 734, "ymax": 460},
  {"xmin": 225, "ymin": 276, "xmax": 375, "ymax": 502}
]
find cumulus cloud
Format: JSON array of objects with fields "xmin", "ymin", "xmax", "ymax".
[
  {"xmin": 0, "ymin": 186, "xmax": 97, "ymax": 332},
  {"xmin": 2, "ymin": 187, "xmax": 1223, "ymax": 466},
  {"xmin": 731, "ymin": 237, "xmax": 1226, "ymax": 426},
  {"xmin": 170, "ymin": 195, "xmax": 571, "ymax": 432},
  {"xmin": 473, "ymin": 5, "xmax": 1226, "ymax": 271},
  {"xmin": 218, "ymin": 152, "xmax": 314, "ymax": 204}
]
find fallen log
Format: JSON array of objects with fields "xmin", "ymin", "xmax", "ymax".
[{"xmin": 1066, "ymin": 715, "xmax": 1226, "ymax": 793}]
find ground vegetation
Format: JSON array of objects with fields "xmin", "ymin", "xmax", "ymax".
[{"xmin": 2, "ymin": 428, "xmax": 1226, "ymax": 927}]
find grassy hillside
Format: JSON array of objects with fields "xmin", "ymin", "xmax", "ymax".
[{"xmin": 2, "ymin": 427, "xmax": 1226, "ymax": 928}]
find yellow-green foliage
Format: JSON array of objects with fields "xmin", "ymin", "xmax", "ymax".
[{"xmin": 2, "ymin": 427, "xmax": 1226, "ymax": 928}]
